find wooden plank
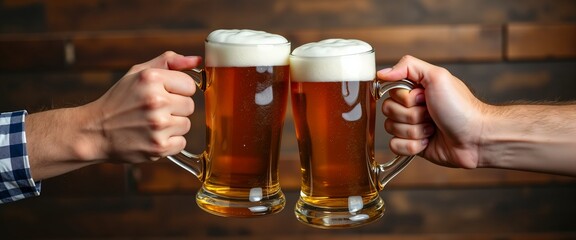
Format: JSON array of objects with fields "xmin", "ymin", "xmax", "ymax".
[
  {"xmin": 291, "ymin": 25, "xmax": 503, "ymax": 63},
  {"xmin": 33, "ymin": 0, "xmax": 576, "ymax": 32},
  {"xmin": 133, "ymin": 153, "xmax": 575, "ymax": 193},
  {"xmin": 71, "ymin": 30, "xmax": 208, "ymax": 70},
  {"xmin": 507, "ymin": 24, "xmax": 576, "ymax": 60},
  {"xmin": 0, "ymin": 186, "xmax": 574, "ymax": 238},
  {"xmin": 0, "ymin": 24, "xmax": 502, "ymax": 71},
  {"xmin": 42, "ymin": 164, "xmax": 128, "ymax": 196},
  {"xmin": 0, "ymin": 71, "xmax": 117, "ymax": 111},
  {"xmin": 0, "ymin": 35, "xmax": 66, "ymax": 71}
]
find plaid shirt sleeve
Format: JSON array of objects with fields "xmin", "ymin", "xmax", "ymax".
[{"xmin": 0, "ymin": 111, "xmax": 41, "ymax": 203}]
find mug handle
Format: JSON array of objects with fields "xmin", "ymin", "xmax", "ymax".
[
  {"xmin": 373, "ymin": 79, "xmax": 417, "ymax": 189},
  {"xmin": 166, "ymin": 68, "xmax": 208, "ymax": 181}
]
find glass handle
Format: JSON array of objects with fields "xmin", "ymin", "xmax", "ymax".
[
  {"xmin": 373, "ymin": 79, "xmax": 417, "ymax": 189},
  {"xmin": 166, "ymin": 68, "xmax": 207, "ymax": 181},
  {"xmin": 167, "ymin": 151, "xmax": 206, "ymax": 181}
]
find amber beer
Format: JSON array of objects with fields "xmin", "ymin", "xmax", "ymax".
[
  {"xmin": 167, "ymin": 29, "xmax": 290, "ymax": 217},
  {"xmin": 290, "ymin": 39, "xmax": 414, "ymax": 228},
  {"xmin": 201, "ymin": 65, "xmax": 289, "ymax": 204},
  {"xmin": 291, "ymin": 80, "xmax": 378, "ymax": 204}
]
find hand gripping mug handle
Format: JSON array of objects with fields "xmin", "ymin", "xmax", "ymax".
[
  {"xmin": 166, "ymin": 68, "xmax": 208, "ymax": 181},
  {"xmin": 373, "ymin": 79, "xmax": 417, "ymax": 189}
]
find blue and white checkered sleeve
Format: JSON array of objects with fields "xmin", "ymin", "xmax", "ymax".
[{"xmin": 0, "ymin": 111, "xmax": 41, "ymax": 204}]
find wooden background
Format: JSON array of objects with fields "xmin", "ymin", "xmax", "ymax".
[{"xmin": 1, "ymin": 0, "xmax": 576, "ymax": 239}]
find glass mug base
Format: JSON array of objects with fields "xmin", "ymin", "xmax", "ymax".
[
  {"xmin": 195, "ymin": 187, "xmax": 286, "ymax": 218},
  {"xmin": 294, "ymin": 195, "xmax": 385, "ymax": 229}
]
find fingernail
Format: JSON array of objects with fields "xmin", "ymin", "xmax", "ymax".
[
  {"xmin": 416, "ymin": 94, "xmax": 425, "ymax": 105},
  {"xmin": 421, "ymin": 138, "xmax": 429, "ymax": 146}
]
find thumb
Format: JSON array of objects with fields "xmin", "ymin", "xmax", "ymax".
[
  {"xmin": 377, "ymin": 55, "xmax": 435, "ymax": 87},
  {"xmin": 131, "ymin": 51, "xmax": 202, "ymax": 73}
]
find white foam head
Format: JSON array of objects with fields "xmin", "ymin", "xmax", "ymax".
[
  {"xmin": 205, "ymin": 29, "xmax": 290, "ymax": 67},
  {"xmin": 290, "ymin": 39, "xmax": 375, "ymax": 82}
]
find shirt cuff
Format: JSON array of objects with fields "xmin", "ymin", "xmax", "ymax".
[{"xmin": 0, "ymin": 110, "xmax": 41, "ymax": 204}]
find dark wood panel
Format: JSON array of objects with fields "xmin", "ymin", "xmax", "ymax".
[
  {"xmin": 3, "ymin": 0, "xmax": 576, "ymax": 33},
  {"xmin": 134, "ymin": 155, "xmax": 576, "ymax": 193},
  {"xmin": 440, "ymin": 61, "xmax": 576, "ymax": 103},
  {"xmin": 0, "ymin": 25, "xmax": 502, "ymax": 71},
  {"xmin": 72, "ymin": 31, "xmax": 207, "ymax": 70},
  {"xmin": 0, "ymin": 71, "xmax": 118, "ymax": 111},
  {"xmin": 42, "ymin": 164, "xmax": 129, "ymax": 196},
  {"xmin": 0, "ymin": 35, "xmax": 65, "ymax": 71},
  {"xmin": 292, "ymin": 25, "xmax": 503, "ymax": 63},
  {"xmin": 0, "ymin": 186, "xmax": 574, "ymax": 238},
  {"xmin": 507, "ymin": 24, "xmax": 576, "ymax": 60}
]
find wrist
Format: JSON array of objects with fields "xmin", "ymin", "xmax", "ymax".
[{"xmin": 67, "ymin": 104, "xmax": 108, "ymax": 163}]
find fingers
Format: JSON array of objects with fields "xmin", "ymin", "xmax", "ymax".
[
  {"xmin": 389, "ymin": 137, "xmax": 429, "ymax": 156},
  {"xmin": 384, "ymin": 119, "xmax": 434, "ymax": 139},
  {"xmin": 382, "ymin": 97, "xmax": 430, "ymax": 124},
  {"xmin": 146, "ymin": 115, "xmax": 191, "ymax": 158}
]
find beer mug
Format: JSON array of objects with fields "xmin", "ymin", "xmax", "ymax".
[
  {"xmin": 289, "ymin": 39, "xmax": 415, "ymax": 228},
  {"xmin": 167, "ymin": 29, "xmax": 291, "ymax": 217}
]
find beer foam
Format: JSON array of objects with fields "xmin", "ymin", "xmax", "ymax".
[
  {"xmin": 290, "ymin": 39, "xmax": 375, "ymax": 82},
  {"xmin": 205, "ymin": 29, "xmax": 290, "ymax": 67}
]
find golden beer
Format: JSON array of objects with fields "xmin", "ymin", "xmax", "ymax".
[
  {"xmin": 291, "ymin": 80, "xmax": 379, "ymax": 207},
  {"xmin": 168, "ymin": 29, "xmax": 290, "ymax": 217},
  {"xmin": 200, "ymin": 65, "xmax": 289, "ymax": 207},
  {"xmin": 290, "ymin": 39, "xmax": 414, "ymax": 228}
]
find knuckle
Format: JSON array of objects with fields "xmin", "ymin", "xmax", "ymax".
[
  {"xmin": 384, "ymin": 119, "xmax": 393, "ymax": 134},
  {"xmin": 381, "ymin": 99, "xmax": 393, "ymax": 116},
  {"xmin": 162, "ymin": 50, "xmax": 177, "ymax": 58},
  {"xmin": 400, "ymin": 55, "xmax": 415, "ymax": 62},
  {"xmin": 142, "ymin": 94, "xmax": 168, "ymax": 110},
  {"xmin": 406, "ymin": 127, "xmax": 419, "ymax": 139},
  {"xmin": 430, "ymin": 66, "xmax": 451, "ymax": 79},
  {"xmin": 182, "ymin": 118, "xmax": 192, "ymax": 132},
  {"xmin": 147, "ymin": 115, "xmax": 170, "ymax": 130},
  {"xmin": 129, "ymin": 63, "xmax": 145, "ymax": 73},
  {"xmin": 149, "ymin": 138, "xmax": 170, "ymax": 156},
  {"xmin": 406, "ymin": 141, "xmax": 421, "ymax": 154},
  {"xmin": 406, "ymin": 110, "xmax": 419, "ymax": 124},
  {"xmin": 185, "ymin": 98, "xmax": 195, "ymax": 116},
  {"xmin": 138, "ymin": 68, "xmax": 161, "ymax": 83}
]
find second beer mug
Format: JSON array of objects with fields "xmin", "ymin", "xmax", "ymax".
[
  {"xmin": 290, "ymin": 39, "xmax": 415, "ymax": 228},
  {"xmin": 168, "ymin": 29, "xmax": 290, "ymax": 217}
]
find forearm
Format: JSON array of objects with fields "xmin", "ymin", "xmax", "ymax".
[
  {"xmin": 26, "ymin": 104, "xmax": 105, "ymax": 181},
  {"xmin": 479, "ymin": 104, "xmax": 576, "ymax": 176}
]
